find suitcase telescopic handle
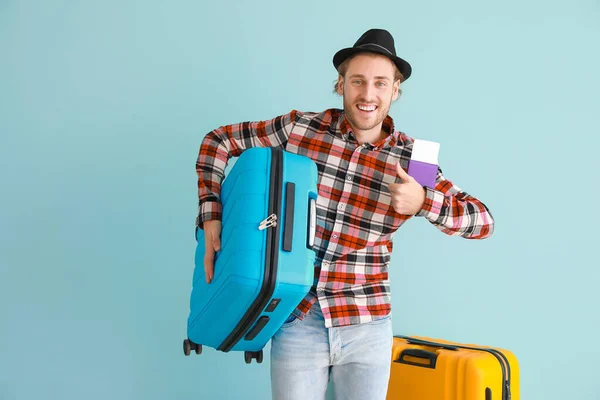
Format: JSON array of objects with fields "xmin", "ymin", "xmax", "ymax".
[
  {"xmin": 308, "ymin": 196, "xmax": 317, "ymax": 249},
  {"xmin": 395, "ymin": 348, "xmax": 438, "ymax": 369},
  {"xmin": 395, "ymin": 335, "xmax": 459, "ymax": 351}
]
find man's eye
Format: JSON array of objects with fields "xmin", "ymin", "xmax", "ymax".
[
  {"xmin": 352, "ymin": 80, "xmax": 362, "ymax": 85},
  {"xmin": 377, "ymin": 82, "xmax": 387, "ymax": 87}
]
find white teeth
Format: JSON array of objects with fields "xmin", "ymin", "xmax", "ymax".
[{"xmin": 358, "ymin": 104, "xmax": 377, "ymax": 111}]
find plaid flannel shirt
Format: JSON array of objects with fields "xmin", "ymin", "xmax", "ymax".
[{"xmin": 195, "ymin": 109, "xmax": 494, "ymax": 328}]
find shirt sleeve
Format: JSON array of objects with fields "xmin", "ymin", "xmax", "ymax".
[
  {"xmin": 415, "ymin": 167, "xmax": 495, "ymax": 239},
  {"xmin": 195, "ymin": 110, "xmax": 299, "ymax": 227}
]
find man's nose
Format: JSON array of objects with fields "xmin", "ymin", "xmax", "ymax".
[{"xmin": 360, "ymin": 83, "xmax": 376, "ymax": 101}]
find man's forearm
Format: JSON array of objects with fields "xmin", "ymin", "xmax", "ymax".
[{"xmin": 417, "ymin": 184, "xmax": 494, "ymax": 240}]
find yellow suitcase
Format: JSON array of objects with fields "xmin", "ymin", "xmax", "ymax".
[{"xmin": 387, "ymin": 335, "xmax": 520, "ymax": 400}]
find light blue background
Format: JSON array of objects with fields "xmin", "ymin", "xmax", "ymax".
[{"xmin": 1, "ymin": 1, "xmax": 599, "ymax": 399}]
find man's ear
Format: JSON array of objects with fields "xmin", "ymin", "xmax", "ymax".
[
  {"xmin": 392, "ymin": 80, "xmax": 401, "ymax": 101},
  {"xmin": 336, "ymin": 76, "xmax": 344, "ymax": 96}
]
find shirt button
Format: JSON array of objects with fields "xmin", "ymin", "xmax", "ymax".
[
  {"xmin": 317, "ymin": 287, "xmax": 324, "ymax": 292},
  {"xmin": 322, "ymin": 261, "xmax": 329, "ymax": 268},
  {"xmin": 338, "ymin": 203, "xmax": 345, "ymax": 210},
  {"xmin": 346, "ymin": 175, "xmax": 352, "ymax": 181},
  {"xmin": 332, "ymin": 234, "xmax": 338, "ymax": 239}
]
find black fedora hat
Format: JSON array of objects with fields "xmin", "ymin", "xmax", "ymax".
[{"xmin": 333, "ymin": 29, "xmax": 412, "ymax": 81}]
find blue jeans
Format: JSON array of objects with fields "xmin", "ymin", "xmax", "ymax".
[{"xmin": 270, "ymin": 301, "xmax": 393, "ymax": 400}]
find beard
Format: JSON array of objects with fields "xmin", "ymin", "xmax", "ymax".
[{"xmin": 343, "ymin": 94, "xmax": 393, "ymax": 132}]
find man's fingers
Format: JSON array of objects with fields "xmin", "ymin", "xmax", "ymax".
[
  {"xmin": 204, "ymin": 231, "xmax": 217, "ymax": 284},
  {"xmin": 201, "ymin": 220, "xmax": 222, "ymax": 284},
  {"xmin": 204, "ymin": 250, "xmax": 214, "ymax": 284},
  {"xmin": 388, "ymin": 183, "xmax": 406, "ymax": 195}
]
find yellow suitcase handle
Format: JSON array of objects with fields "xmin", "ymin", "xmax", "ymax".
[{"xmin": 395, "ymin": 348, "xmax": 438, "ymax": 369}]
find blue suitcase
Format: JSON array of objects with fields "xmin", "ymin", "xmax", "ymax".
[{"xmin": 183, "ymin": 147, "xmax": 318, "ymax": 363}]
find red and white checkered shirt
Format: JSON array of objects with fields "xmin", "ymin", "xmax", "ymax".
[{"xmin": 195, "ymin": 109, "xmax": 494, "ymax": 328}]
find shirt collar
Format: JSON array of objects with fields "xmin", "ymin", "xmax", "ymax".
[{"xmin": 332, "ymin": 109, "xmax": 398, "ymax": 150}]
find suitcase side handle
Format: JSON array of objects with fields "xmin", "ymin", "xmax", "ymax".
[{"xmin": 395, "ymin": 348, "xmax": 438, "ymax": 369}]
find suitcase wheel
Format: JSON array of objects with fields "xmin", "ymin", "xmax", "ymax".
[
  {"xmin": 183, "ymin": 339, "xmax": 202, "ymax": 356},
  {"xmin": 244, "ymin": 350, "xmax": 263, "ymax": 364},
  {"xmin": 183, "ymin": 339, "xmax": 191, "ymax": 356}
]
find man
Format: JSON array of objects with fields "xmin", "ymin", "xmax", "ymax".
[{"xmin": 195, "ymin": 29, "xmax": 494, "ymax": 400}]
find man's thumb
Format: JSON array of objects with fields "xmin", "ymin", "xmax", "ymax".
[{"xmin": 396, "ymin": 162, "xmax": 411, "ymax": 181}]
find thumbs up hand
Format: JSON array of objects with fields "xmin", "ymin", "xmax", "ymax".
[{"xmin": 388, "ymin": 162, "xmax": 426, "ymax": 216}]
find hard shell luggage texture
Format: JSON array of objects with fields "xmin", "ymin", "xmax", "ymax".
[
  {"xmin": 387, "ymin": 335, "xmax": 520, "ymax": 400},
  {"xmin": 183, "ymin": 147, "xmax": 319, "ymax": 363}
]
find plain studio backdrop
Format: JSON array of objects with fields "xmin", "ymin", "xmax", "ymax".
[{"xmin": 1, "ymin": 1, "xmax": 599, "ymax": 399}]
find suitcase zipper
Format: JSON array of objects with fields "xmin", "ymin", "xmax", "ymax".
[
  {"xmin": 259, "ymin": 214, "xmax": 278, "ymax": 230},
  {"xmin": 218, "ymin": 147, "xmax": 283, "ymax": 353},
  {"xmin": 394, "ymin": 336, "xmax": 512, "ymax": 400}
]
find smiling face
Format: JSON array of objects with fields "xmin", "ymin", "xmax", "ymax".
[{"xmin": 336, "ymin": 53, "xmax": 401, "ymax": 143}]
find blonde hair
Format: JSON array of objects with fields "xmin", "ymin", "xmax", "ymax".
[{"xmin": 333, "ymin": 51, "xmax": 404, "ymax": 98}]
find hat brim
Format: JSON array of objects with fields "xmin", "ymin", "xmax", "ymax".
[{"xmin": 333, "ymin": 45, "xmax": 412, "ymax": 81}]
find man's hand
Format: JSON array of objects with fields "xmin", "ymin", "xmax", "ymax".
[
  {"xmin": 388, "ymin": 162, "xmax": 426, "ymax": 215},
  {"xmin": 203, "ymin": 220, "xmax": 221, "ymax": 284}
]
